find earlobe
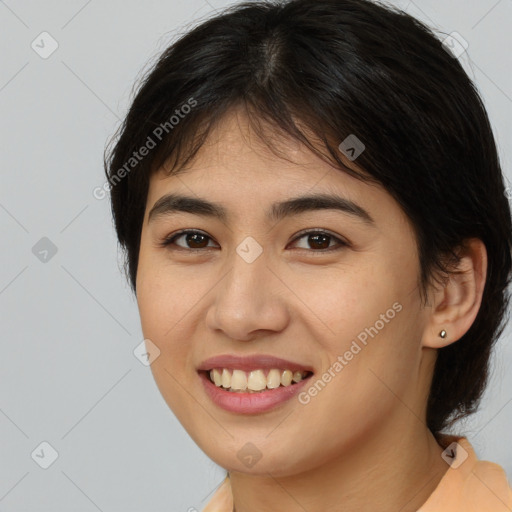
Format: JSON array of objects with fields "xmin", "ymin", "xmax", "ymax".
[{"xmin": 421, "ymin": 238, "xmax": 488, "ymax": 349}]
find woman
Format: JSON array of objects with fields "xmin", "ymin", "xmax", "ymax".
[{"xmin": 104, "ymin": 0, "xmax": 512, "ymax": 510}]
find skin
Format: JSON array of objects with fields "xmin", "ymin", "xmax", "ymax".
[{"xmin": 136, "ymin": 107, "xmax": 487, "ymax": 512}]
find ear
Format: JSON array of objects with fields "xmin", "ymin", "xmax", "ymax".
[{"xmin": 421, "ymin": 238, "xmax": 488, "ymax": 349}]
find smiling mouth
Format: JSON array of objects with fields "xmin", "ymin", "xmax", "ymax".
[{"xmin": 200, "ymin": 368, "xmax": 314, "ymax": 393}]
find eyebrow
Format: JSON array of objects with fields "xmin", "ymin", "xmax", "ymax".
[{"xmin": 147, "ymin": 192, "xmax": 375, "ymax": 226}]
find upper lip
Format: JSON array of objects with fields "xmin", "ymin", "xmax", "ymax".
[{"xmin": 197, "ymin": 354, "xmax": 314, "ymax": 373}]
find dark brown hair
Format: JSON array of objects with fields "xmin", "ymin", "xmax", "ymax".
[{"xmin": 104, "ymin": 0, "xmax": 512, "ymax": 436}]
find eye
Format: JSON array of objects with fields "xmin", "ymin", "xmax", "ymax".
[
  {"xmin": 289, "ymin": 229, "xmax": 349, "ymax": 253},
  {"xmin": 159, "ymin": 230, "xmax": 218, "ymax": 251},
  {"xmin": 159, "ymin": 228, "xmax": 349, "ymax": 253}
]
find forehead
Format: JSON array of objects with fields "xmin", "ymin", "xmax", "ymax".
[{"xmin": 148, "ymin": 108, "xmax": 369, "ymax": 197}]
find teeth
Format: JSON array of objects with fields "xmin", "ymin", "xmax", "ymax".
[
  {"xmin": 267, "ymin": 369, "xmax": 281, "ymax": 389},
  {"xmin": 231, "ymin": 370, "xmax": 247, "ymax": 391},
  {"xmin": 212, "ymin": 369, "xmax": 223, "ymax": 387},
  {"xmin": 281, "ymin": 370, "xmax": 293, "ymax": 386},
  {"xmin": 221, "ymin": 369, "xmax": 231, "ymax": 388},
  {"xmin": 248, "ymin": 369, "xmax": 267, "ymax": 391},
  {"xmin": 292, "ymin": 371, "xmax": 304, "ymax": 383},
  {"xmin": 208, "ymin": 368, "xmax": 310, "ymax": 392}
]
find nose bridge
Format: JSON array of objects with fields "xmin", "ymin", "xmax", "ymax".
[
  {"xmin": 207, "ymin": 236, "xmax": 288, "ymax": 339},
  {"xmin": 223, "ymin": 235, "xmax": 270, "ymax": 305}
]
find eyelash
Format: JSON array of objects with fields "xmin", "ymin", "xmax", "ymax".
[{"xmin": 158, "ymin": 229, "xmax": 349, "ymax": 254}]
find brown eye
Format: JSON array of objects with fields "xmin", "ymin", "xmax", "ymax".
[
  {"xmin": 160, "ymin": 230, "xmax": 217, "ymax": 250},
  {"xmin": 289, "ymin": 230, "xmax": 348, "ymax": 252},
  {"xmin": 305, "ymin": 233, "xmax": 331, "ymax": 250}
]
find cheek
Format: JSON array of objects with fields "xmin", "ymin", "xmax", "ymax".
[
  {"xmin": 136, "ymin": 246, "xmax": 194, "ymax": 338},
  {"xmin": 135, "ymin": 260, "xmax": 190, "ymax": 378},
  {"xmin": 287, "ymin": 260, "xmax": 398, "ymax": 341},
  {"xmin": 135, "ymin": 273, "xmax": 196, "ymax": 417},
  {"xmin": 294, "ymin": 319, "xmax": 419, "ymax": 456},
  {"xmin": 136, "ymin": 275, "xmax": 169, "ymax": 341},
  {"xmin": 295, "ymin": 262, "xmax": 421, "ymax": 406}
]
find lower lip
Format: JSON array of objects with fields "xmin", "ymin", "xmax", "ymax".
[{"xmin": 198, "ymin": 371, "xmax": 312, "ymax": 414}]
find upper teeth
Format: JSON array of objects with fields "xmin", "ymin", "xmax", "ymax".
[{"xmin": 209, "ymin": 368, "xmax": 309, "ymax": 392}]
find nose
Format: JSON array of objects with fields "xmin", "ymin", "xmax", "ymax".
[{"xmin": 205, "ymin": 245, "xmax": 290, "ymax": 341}]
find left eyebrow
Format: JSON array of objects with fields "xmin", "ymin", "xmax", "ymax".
[{"xmin": 147, "ymin": 192, "xmax": 376, "ymax": 226}]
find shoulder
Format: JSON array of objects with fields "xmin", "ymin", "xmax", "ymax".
[
  {"xmin": 467, "ymin": 457, "xmax": 512, "ymax": 511},
  {"xmin": 419, "ymin": 435, "xmax": 512, "ymax": 512}
]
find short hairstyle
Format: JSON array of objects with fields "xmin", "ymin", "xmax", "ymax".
[{"xmin": 104, "ymin": 0, "xmax": 512, "ymax": 436}]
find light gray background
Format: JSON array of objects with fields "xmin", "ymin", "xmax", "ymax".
[{"xmin": 0, "ymin": 0, "xmax": 511, "ymax": 510}]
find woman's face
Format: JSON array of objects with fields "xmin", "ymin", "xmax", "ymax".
[{"xmin": 136, "ymin": 109, "xmax": 435, "ymax": 476}]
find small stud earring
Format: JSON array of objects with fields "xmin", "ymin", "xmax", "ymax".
[{"xmin": 439, "ymin": 329, "xmax": 447, "ymax": 339}]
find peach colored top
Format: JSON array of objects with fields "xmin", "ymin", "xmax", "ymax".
[{"xmin": 202, "ymin": 436, "xmax": 512, "ymax": 512}]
